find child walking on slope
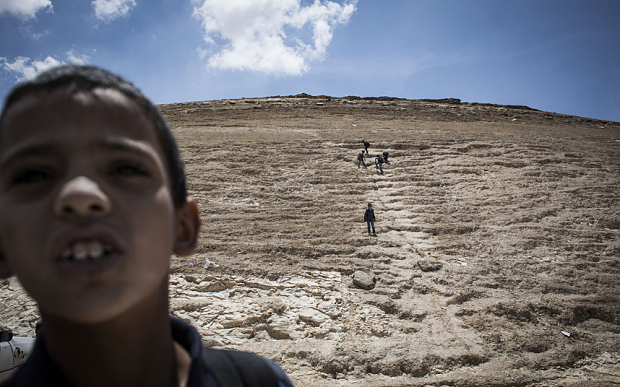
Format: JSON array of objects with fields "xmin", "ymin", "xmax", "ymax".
[
  {"xmin": 357, "ymin": 151, "xmax": 366, "ymax": 168},
  {"xmin": 364, "ymin": 203, "xmax": 376, "ymax": 235}
]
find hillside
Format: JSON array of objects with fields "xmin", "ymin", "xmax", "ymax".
[{"xmin": 2, "ymin": 95, "xmax": 619, "ymax": 386}]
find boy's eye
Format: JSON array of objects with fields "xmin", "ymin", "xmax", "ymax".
[
  {"xmin": 111, "ymin": 163, "xmax": 149, "ymax": 177},
  {"xmin": 12, "ymin": 169, "xmax": 53, "ymax": 184}
]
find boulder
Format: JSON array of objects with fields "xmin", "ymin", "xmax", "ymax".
[
  {"xmin": 267, "ymin": 316, "xmax": 301, "ymax": 339},
  {"xmin": 352, "ymin": 271, "xmax": 375, "ymax": 290},
  {"xmin": 195, "ymin": 281, "xmax": 228, "ymax": 292},
  {"xmin": 185, "ymin": 275, "xmax": 202, "ymax": 283},
  {"xmin": 298, "ymin": 308, "xmax": 330, "ymax": 326},
  {"xmin": 418, "ymin": 260, "xmax": 443, "ymax": 272}
]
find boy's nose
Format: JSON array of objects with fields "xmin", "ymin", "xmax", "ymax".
[{"xmin": 54, "ymin": 176, "xmax": 111, "ymax": 218}]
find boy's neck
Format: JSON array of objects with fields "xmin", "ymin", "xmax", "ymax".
[{"xmin": 40, "ymin": 280, "xmax": 180, "ymax": 387}]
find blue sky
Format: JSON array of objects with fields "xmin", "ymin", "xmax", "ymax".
[{"xmin": 1, "ymin": 0, "xmax": 619, "ymax": 122}]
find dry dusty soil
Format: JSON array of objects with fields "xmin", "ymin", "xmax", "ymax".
[{"xmin": 2, "ymin": 95, "xmax": 620, "ymax": 386}]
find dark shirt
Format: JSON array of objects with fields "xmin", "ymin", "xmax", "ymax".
[
  {"xmin": 357, "ymin": 153, "xmax": 364, "ymax": 160},
  {"xmin": 363, "ymin": 141, "xmax": 370, "ymax": 149},
  {"xmin": 364, "ymin": 208, "xmax": 375, "ymax": 222},
  {"xmin": 1, "ymin": 318, "xmax": 293, "ymax": 387}
]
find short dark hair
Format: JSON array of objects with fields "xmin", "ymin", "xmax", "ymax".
[{"xmin": 0, "ymin": 65, "xmax": 187, "ymax": 207}]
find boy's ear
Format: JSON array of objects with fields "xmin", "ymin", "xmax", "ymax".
[
  {"xmin": 0, "ymin": 239, "xmax": 14, "ymax": 279},
  {"xmin": 173, "ymin": 197, "xmax": 201, "ymax": 256}
]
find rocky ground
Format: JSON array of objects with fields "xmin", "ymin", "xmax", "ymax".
[{"xmin": 2, "ymin": 95, "xmax": 619, "ymax": 386}]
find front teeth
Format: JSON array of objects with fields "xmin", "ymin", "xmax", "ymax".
[
  {"xmin": 88, "ymin": 241, "xmax": 103, "ymax": 259},
  {"xmin": 74, "ymin": 244, "xmax": 88, "ymax": 260},
  {"xmin": 62, "ymin": 241, "xmax": 110, "ymax": 261}
]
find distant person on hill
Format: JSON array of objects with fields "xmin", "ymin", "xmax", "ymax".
[
  {"xmin": 364, "ymin": 203, "xmax": 376, "ymax": 235},
  {"xmin": 362, "ymin": 140, "xmax": 370, "ymax": 154},
  {"xmin": 382, "ymin": 151, "xmax": 390, "ymax": 163},
  {"xmin": 357, "ymin": 151, "xmax": 366, "ymax": 168},
  {"xmin": 375, "ymin": 154, "xmax": 385, "ymax": 174}
]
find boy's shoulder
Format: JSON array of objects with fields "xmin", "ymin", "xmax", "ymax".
[
  {"xmin": 174, "ymin": 318, "xmax": 293, "ymax": 387},
  {"xmin": 201, "ymin": 346, "xmax": 291, "ymax": 387},
  {"xmin": 2, "ymin": 318, "xmax": 293, "ymax": 387}
]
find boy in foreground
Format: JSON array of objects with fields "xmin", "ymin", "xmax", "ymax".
[{"xmin": 0, "ymin": 65, "xmax": 293, "ymax": 387}]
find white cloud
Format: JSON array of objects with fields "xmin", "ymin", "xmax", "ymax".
[
  {"xmin": 0, "ymin": 0, "xmax": 52, "ymax": 19},
  {"xmin": 19, "ymin": 25, "xmax": 52, "ymax": 40},
  {"xmin": 192, "ymin": 0, "xmax": 357, "ymax": 75},
  {"xmin": 1, "ymin": 51, "xmax": 90, "ymax": 81},
  {"xmin": 1, "ymin": 56, "xmax": 62, "ymax": 81},
  {"xmin": 66, "ymin": 49, "xmax": 90, "ymax": 65},
  {"xmin": 92, "ymin": 0, "xmax": 136, "ymax": 22}
]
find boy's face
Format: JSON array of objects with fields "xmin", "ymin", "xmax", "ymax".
[{"xmin": 0, "ymin": 86, "xmax": 193, "ymax": 323}]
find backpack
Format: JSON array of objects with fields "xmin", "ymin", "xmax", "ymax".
[{"xmin": 201, "ymin": 347, "xmax": 280, "ymax": 387}]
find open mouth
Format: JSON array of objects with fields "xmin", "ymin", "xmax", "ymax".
[{"xmin": 61, "ymin": 241, "xmax": 114, "ymax": 262}]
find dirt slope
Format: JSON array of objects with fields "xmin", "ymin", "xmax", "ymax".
[{"xmin": 2, "ymin": 96, "xmax": 619, "ymax": 386}]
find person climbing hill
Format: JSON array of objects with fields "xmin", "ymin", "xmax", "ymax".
[
  {"xmin": 364, "ymin": 203, "xmax": 376, "ymax": 235},
  {"xmin": 382, "ymin": 151, "xmax": 389, "ymax": 163},
  {"xmin": 362, "ymin": 140, "xmax": 370, "ymax": 154},
  {"xmin": 375, "ymin": 154, "xmax": 385, "ymax": 174},
  {"xmin": 357, "ymin": 151, "xmax": 366, "ymax": 168}
]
